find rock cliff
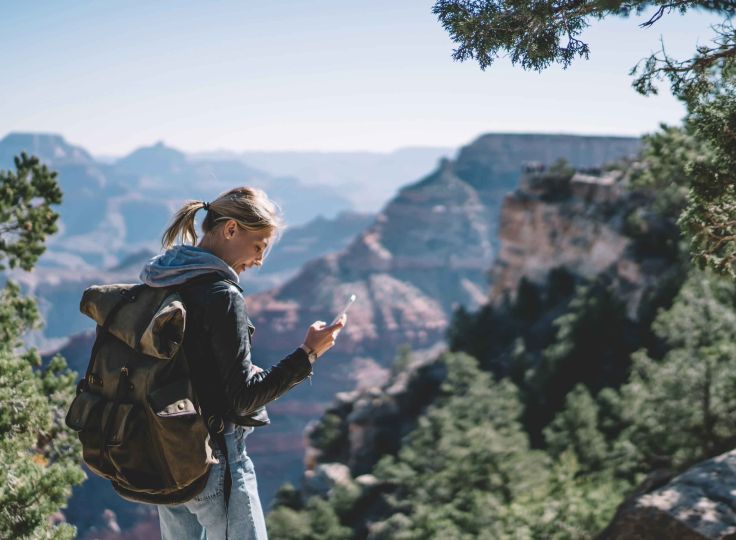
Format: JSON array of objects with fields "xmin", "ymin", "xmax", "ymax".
[
  {"xmin": 248, "ymin": 135, "xmax": 643, "ymax": 371},
  {"xmin": 489, "ymin": 168, "xmax": 677, "ymax": 320}
]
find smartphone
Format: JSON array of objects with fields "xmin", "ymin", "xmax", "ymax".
[{"xmin": 331, "ymin": 294, "xmax": 356, "ymax": 325}]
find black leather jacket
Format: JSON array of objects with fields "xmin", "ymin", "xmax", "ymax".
[{"xmin": 178, "ymin": 274, "xmax": 313, "ymax": 427}]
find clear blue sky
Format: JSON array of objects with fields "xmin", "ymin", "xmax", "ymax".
[{"xmin": 0, "ymin": 1, "xmax": 724, "ymax": 155}]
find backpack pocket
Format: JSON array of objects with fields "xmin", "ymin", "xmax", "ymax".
[
  {"xmin": 104, "ymin": 402, "xmax": 168, "ymax": 492},
  {"xmin": 66, "ymin": 391, "xmax": 104, "ymax": 432},
  {"xmin": 147, "ymin": 379, "xmax": 215, "ymax": 489},
  {"xmin": 65, "ymin": 391, "xmax": 116, "ymax": 479}
]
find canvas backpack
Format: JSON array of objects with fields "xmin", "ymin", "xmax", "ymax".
[{"xmin": 65, "ymin": 272, "xmax": 231, "ymax": 505}]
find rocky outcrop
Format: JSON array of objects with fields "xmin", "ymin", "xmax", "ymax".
[
  {"xmin": 453, "ymin": 133, "xmax": 640, "ymax": 196},
  {"xmin": 489, "ymin": 168, "xmax": 676, "ymax": 320},
  {"xmin": 601, "ymin": 450, "xmax": 736, "ymax": 540},
  {"xmin": 453, "ymin": 134, "xmax": 640, "ymax": 241},
  {"xmin": 302, "ymin": 463, "xmax": 354, "ymax": 498}
]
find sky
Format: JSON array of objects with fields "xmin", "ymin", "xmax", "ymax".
[{"xmin": 0, "ymin": 1, "xmax": 725, "ymax": 156}]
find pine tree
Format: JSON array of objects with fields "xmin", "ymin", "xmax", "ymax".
[
  {"xmin": 372, "ymin": 352, "xmax": 550, "ymax": 539},
  {"xmin": 615, "ymin": 270, "xmax": 736, "ymax": 473},
  {"xmin": 544, "ymin": 384, "xmax": 608, "ymax": 473},
  {"xmin": 0, "ymin": 154, "xmax": 83, "ymax": 539}
]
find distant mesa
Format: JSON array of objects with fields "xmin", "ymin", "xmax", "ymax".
[{"xmin": 0, "ymin": 132, "xmax": 94, "ymax": 168}]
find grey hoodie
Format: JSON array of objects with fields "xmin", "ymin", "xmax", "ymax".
[{"xmin": 139, "ymin": 244, "xmax": 239, "ymax": 288}]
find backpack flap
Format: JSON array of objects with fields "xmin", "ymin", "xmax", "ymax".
[
  {"xmin": 80, "ymin": 285, "xmax": 186, "ymax": 360},
  {"xmin": 139, "ymin": 293, "xmax": 186, "ymax": 360}
]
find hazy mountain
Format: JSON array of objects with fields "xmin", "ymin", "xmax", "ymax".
[
  {"xmin": 194, "ymin": 147, "xmax": 455, "ymax": 213},
  {"xmin": 0, "ymin": 133, "xmax": 355, "ymax": 273}
]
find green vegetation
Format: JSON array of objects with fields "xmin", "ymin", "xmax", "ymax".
[
  {"xmin": 0, "ymin": 155, "xmax": 83, "ymax": 539},
  {"xmin": 269, "ymin": 270, "xmax": 736, "ymax": 538},
  {"xmin": 615, "ymin": 271, "xmax": 736, "ymax": 472}
]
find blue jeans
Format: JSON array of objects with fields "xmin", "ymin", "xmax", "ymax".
[{"xmin": 158, "ymin": 425, "xmax": 268, "ymax": 540}]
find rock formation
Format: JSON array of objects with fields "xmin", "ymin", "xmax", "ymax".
[
  {"xmin": 490, "ymin": 168, "xmax": 677, "ymax": 320},
  {"xmin": 601, "ymin": 449, "xmax": 736, "ymax": 540}
]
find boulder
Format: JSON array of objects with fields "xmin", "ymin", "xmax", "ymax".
[{"xmin": 602, "ymin": 450, "xmax": 736, "ymax": 540}]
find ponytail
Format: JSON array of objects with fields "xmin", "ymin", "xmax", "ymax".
[
  {"xmin": 161, "ymin": 201, "xmax": 208, "ymax": 249},
  {"xmin": 160, "ymin": 187, "xmax": 283, "ymax": 250}
]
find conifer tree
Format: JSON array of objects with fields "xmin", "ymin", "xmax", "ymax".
[
  {"xmin": 614, "ymin": 271, "xmax": 736, "ymax": 472},
  {"xmin": 0, "ymin": 154, "xmax": 83, "ymax": 539},
  {"xmin": 544, "ymin": 384, "xmax": 608, "ymax": 473}
]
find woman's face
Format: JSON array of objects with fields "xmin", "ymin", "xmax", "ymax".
[{"xmin": 213, "ymin": 220, "xmax": 273, "ymax": 274}]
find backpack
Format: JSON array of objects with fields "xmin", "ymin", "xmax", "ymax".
[{"xmin": 65, "ymin": 272, "xmax": 230, "ymax": 505}]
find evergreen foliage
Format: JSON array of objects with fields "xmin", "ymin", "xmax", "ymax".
[
  {"xmin": 544, "ymin": 384, "xmax": 608, "ymax": 473},
  {"xmin": 503, "ymin": 451, "xmax": 629, "ymax": 539},
  {"xmin": 372, "ymin": 353, "xmax": 548, "ymax": 538},
  {"xmin": 308, "ymin": 413, "xmax": 346, "ymax": 463},
  {"xmin": 269, "ymin": 354, "xmax": 627, "ymax": 539},
  {"xmin": 267, "ymin": 496, "xmax": 353, "ymax": 540},
  {"xmin": 432, "ymin": 1, "xmax": 734, "ymax": 83},
  {"xmin": 523, "ymin": 281, "xmax": 635, "ymax": 441},
  {"xmin": 630, "ymin": 124, "xmax": 700, "ymax": 219},
  {"xmin": 0, "ymin": 153, "xmax": 63, "ymax": 271},
  {"xmin": 679, "ymin": 89, "xmax": 736, "ymax": 276},
  {"xmin": 0, "ymin": 156, "xmax": 83, "ymax": 538},
  {"xmin": 614, "ymin": 271, "xmax": 736, "ymax": 473}
]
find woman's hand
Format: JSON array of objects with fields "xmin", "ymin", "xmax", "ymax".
[{"xmin": 301, "ymin": 314, "xmax": 346, "ymax": 362}]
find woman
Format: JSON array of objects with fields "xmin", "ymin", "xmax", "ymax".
[{"xmin": 139, "ymin": 186, "xmax": 345, "ymax": 539}]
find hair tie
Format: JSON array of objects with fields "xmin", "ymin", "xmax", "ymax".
[{"xmin": 202, "ymin": 201, "xmax": 210, "ymax": 211}]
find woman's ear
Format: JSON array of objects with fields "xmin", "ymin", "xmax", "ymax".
[{"xmin": 223, "ymin": 219, "xmax": 237, "ymax": 240}]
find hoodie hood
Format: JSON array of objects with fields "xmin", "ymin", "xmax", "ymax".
[{"xmin": 139, "ymin": 244, "xmax": 240, "ymax": 288}]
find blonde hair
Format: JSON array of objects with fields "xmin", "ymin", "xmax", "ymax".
[{"xmin": 161, "ymin": 186, "xmax": 284, "ymax": 249}]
